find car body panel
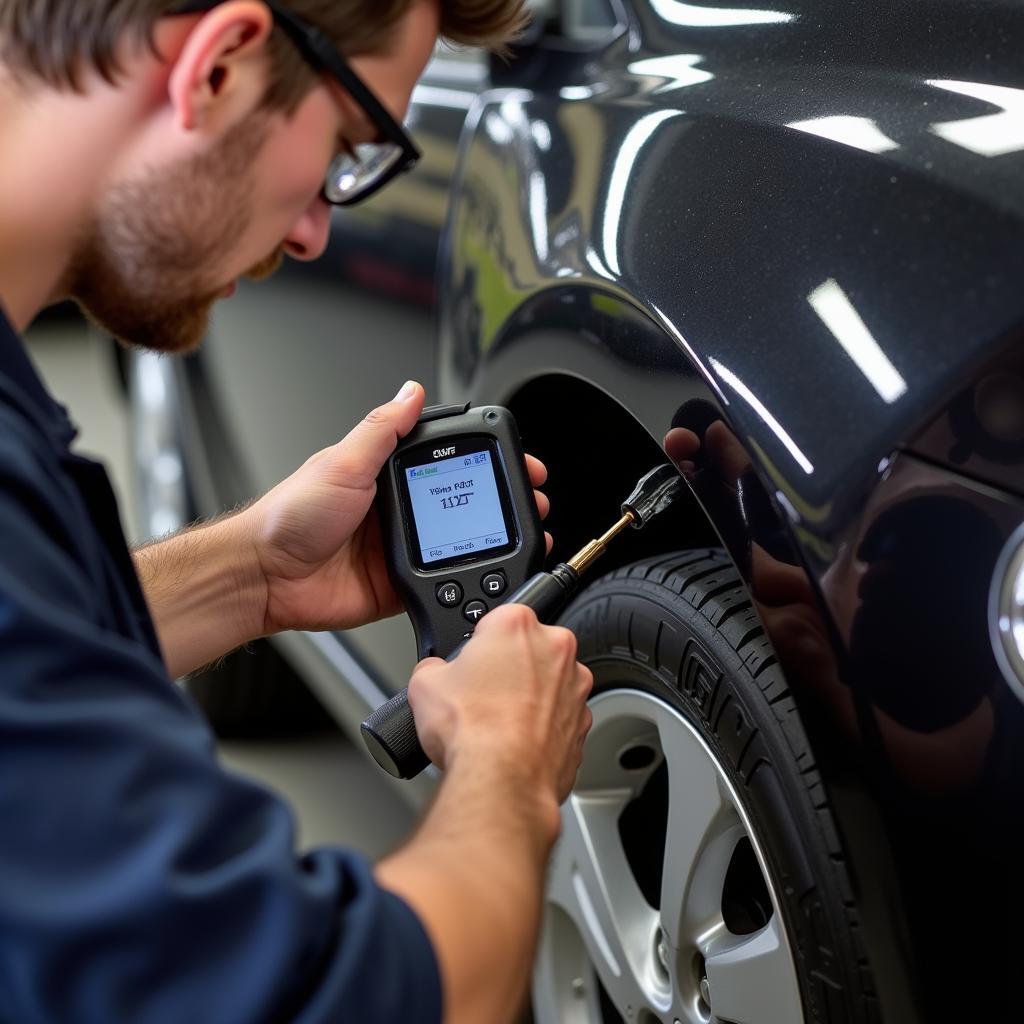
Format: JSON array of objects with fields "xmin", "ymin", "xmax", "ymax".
[
  {"xmin": 441, "ymin": 5, "xmax": 1024, "ymax": 555},
  {"xmin": 434, "ymin": 5, "xmax": 1024, "ymax": 1017},
  {"xmin": 160, "ymin": 4, "xmax": 1024, "ymax": 1018}
]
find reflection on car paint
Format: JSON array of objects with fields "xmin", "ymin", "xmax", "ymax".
[
  {"xmin": 435, "ymin": 7, "xmax": 1024, "ymax": 1014},
  {"xmin": 806, "ymin": 278, "xmax": 908, "ymax": 404},
  {"xmin": 648, "ymin": 0, "xmax": 795, "ymax": 28},
  {"xmin": 626, "ymin": 54, "xmax": 716, "ymax": 90},
  {"xmin": 927, "ymin": 79, "xmax": 1024, "ymax": 157},
  {"xmin": 708, "ymin": 358, "xmax": 815, "ymax": 475},
  {"xmin": 786, "ymin": 115, "xmax": 900, "ymax": 154}
]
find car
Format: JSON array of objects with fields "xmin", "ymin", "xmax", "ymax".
[{"xmin": 128, "ymin": 0, "xmax": 1024, "ymax": 1020}]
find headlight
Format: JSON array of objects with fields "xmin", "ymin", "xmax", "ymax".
[{"xmin": 991, "ymin": 521, "xmax": 1024, "ymax": 703}]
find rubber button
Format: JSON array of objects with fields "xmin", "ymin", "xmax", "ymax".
[
  {"xmin": 463, "ymin": 600, "xmax": 488, "ymax": 623},
  {"xmin": 436, "ymin": 582, "xmax": 463, "ymax": 608},
  {"xmin": 481, "ymin": 572, "xmax": 507, "ymax": 597}
]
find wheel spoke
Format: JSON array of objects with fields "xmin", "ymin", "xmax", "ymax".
[
  {"xmin": 703, "ymin": 916, "xmax": 804, "ymax": 1024},
  {"xmin": 532, "ymin": 904, "xmax": 602, "ymax": 1024},
  {"xmin": 656, "ymin": 717, "xmax": 740, "ymax": 946},
  {"xmin": 548, "ymin": 791, "xmax": 657, "ymax": 1015}
]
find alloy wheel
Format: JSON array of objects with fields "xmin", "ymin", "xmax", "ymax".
[{"xmin": 534, "ymin": 688, "xmax": 804, "ymax": 1024}]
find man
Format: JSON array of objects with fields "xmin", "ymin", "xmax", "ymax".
[{"xmin": 0, "ymin": 2, "xmax": 593, "ymax": 1021}]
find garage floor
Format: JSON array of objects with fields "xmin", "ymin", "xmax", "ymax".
[{"xmin": 24, "ymin": 317, "xmax": 416, "ymax": 859}]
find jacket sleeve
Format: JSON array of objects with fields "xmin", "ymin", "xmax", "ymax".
[{"xmin": 0, "ymin": 446, "xmax": 442, "ymax": 1024}]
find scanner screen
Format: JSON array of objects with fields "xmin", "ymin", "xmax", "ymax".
[{"xmin": 406, "ymin": 449, "xmax": 510, "ymax": 565}]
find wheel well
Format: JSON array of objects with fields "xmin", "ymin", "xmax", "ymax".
[{"xmin": 507, "ymin": 375, "xmax": 721, "ymax": 572}]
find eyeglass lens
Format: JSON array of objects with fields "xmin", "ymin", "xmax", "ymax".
[{"xmin": 324, "ymin": 143, "xmax": 405, "ymax": 203}]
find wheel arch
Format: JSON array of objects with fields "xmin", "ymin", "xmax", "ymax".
[
  {"xmin": 507, "ymin": 371, "xmax": 723, "ymax": 573},
  {"xmin": 440, "ymin": 282, "xmax": 786, "ymax": 596}
]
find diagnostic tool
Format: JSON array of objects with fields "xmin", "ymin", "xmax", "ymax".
[
  {"xmin": 378, "ymin": 403, "xmax": 545, "ymax": 659},
  {"xmin": 365, "ymin": 460, "xmax": 685, "ymax": 780}
]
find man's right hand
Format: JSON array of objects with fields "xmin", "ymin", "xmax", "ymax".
[
  {"xmin": 378, "ymin": 605, "xmax": 592, "ymax": 1023},
  {"xmin": 408, "ymin": 603, "xmax": 593, "ymax": 824}
]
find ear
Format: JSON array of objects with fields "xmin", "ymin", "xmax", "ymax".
[{"xmin": 166, "ymin": 1, "xmax": 275, "ymax": 132}]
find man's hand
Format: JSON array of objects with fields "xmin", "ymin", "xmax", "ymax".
[
  {"xmin": 244, "ymin": 382, "xmax": 552, "ymax": 636},
  {"xmin": 410, "ymin": 603, "xmax": 593, "ymax": 813},
  {"xmin": 376, "ymin": 604, "xmax": 593, "ymax": 1024},
  {"xmin": 135, "ymin": 383, "xmax": 552, "ymax": 678}
]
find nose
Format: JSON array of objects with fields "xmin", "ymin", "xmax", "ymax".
[{"xmin": 282, "ymin": 196, "xmax": 332, "ymax": 261}]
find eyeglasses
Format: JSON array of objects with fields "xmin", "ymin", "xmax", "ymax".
[{"xmin": 169, "ymin": 0, "xmax": 421, "ymax": 206}]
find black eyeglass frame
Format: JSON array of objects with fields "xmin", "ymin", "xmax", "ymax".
[{"xmin": 169, "ymin": 0, "xmax": 421, "ymax": 206}]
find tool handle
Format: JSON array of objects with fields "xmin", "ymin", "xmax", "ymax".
[
  {"xmin": 361, "ymin": 689, "xmax": 429, "ymax": 779},
  {"xmin": 360, "ymin": 565, "xmax": 578, "ymax": 780}
]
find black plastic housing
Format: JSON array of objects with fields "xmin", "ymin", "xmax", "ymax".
[{"xmin": 378, "ymin": 404, "xmax": 545, "ymax": 659}]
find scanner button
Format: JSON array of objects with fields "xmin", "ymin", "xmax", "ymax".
[
  {"xmin": 481, "ymin": 572, "xmax": 507, "ymax": 597},
  {"xmin": 436, "ymin": 582, "xmax": 463, "ymax": 608},
  {"xmin": 463, "ymin": 600, "xmax": 488, "ymax": 623}
]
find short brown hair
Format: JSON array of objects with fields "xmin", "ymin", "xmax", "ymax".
[{"xmin": 0, "ymin": 0, "xmax": 528, "ymax": 107}]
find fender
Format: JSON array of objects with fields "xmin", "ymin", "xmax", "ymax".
[{"xmin": 437, "ymin": 13, "xmax": 1024, "ymax": 1016}]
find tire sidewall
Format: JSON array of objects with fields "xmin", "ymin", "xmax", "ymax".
[{"xmin": 559, "ymin": 556, "xmax": 871, "ymax": 1024}]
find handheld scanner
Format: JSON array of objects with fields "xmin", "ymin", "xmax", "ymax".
[{"xmin": 378, "ymin": 403, "xmax": 545, "ymax": 659}]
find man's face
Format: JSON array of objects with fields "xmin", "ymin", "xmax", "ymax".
[
  {"xmin": 67, "ymin": 0, "xmax": 439, "ymax": 354},
  {"xmin": 67, "ymin": 112, "xmax": 277, "ymax": 353}
]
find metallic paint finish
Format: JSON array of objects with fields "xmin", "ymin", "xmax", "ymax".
[
  {"xmin": 911, "ymin": 339, "xmax": 1024, "ymax": 497},
  {"xmin": 166, "ymin": 6, "xmax": 1024, "ymax": 1020},
  {"xmin": 441, "ymin": 46, "xmax": 1024, "ymax": 556},
  {"xmin": 436, "ymin": 4, "xmax": 1024, "ymax": 1018}
]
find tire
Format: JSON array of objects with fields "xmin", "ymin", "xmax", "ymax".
[
  {"xmin": 533, "ymin": 550, "xmax": 878, "ymax": 1024},
  {"xmin": 185, "ymin": 638, "xmax": 331, "ymax": 739}
]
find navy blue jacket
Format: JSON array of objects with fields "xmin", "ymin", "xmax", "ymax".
[{"xmin": 0, "ymin": 310, "xmax": 441, "ymax": 1023}]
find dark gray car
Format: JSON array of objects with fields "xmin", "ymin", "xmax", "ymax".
[{"xmin": 129, "ymin": 1, "xmax": 1024, "ymax": 1020}]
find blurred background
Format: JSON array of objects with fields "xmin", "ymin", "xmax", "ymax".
[{"xmin": 24, "ymin": 307, "xmax": 416, "ymax": 859}]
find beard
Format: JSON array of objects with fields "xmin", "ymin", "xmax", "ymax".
[{"xmin": 66, "ymin": 114, "xmax": 284, "ymax": 354}]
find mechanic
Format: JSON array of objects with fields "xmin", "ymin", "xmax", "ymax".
[{"xmin": 0, "ymin": 2, "xmax": 593, "ymax": 1022}]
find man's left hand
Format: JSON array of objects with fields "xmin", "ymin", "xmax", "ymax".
[{"xmin": 243, "ymin": 382, "xmax": 551, "ymax": 636}]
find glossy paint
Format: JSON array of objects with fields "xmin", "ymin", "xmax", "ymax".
[
  {"xmin": 435, "ymin": 2, "xmax": 1024, "ymax": 1019},
  {"xmin": 168, "ymin": 3, "xmax": 1024, "ymax": 1020},
  {"xmin": 442, "ymin": 2, "xmax": 1024, "ymax": 540}
]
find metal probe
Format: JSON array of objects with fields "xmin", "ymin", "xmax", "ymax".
[
  {"xmin": 567, "ymin": 463, "xmax": 682, "ymax": 575},
  {"xmin": 360, "ymin": 463, "xmax": 684, "ymax": 779}
]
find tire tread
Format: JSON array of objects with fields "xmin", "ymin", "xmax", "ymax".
[{"xmin": 561, "ymin": 549, "xmax": 879, "ymax": 1023}]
